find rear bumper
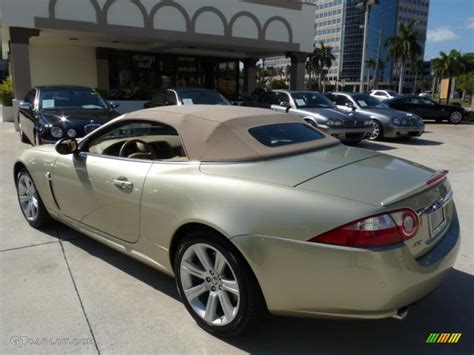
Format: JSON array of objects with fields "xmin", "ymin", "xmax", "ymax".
[
  {"xmin": 383, "ymin": 125, "xmax": 424, "ymax": 138},
  {"xmin": 232, "ymin": 211, "xmax": 460, "ymax": 319}
]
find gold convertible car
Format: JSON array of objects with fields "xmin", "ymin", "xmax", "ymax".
[{"xmin": 14, "ymin": 106, "xmax": 460, "ymax": 337}]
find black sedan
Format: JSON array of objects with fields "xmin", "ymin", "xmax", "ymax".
[
  {"xmin": 385, "ymin": 96, "xmax": 467, "ymax": 124},
  {"xmin": 19, "ymin": 86, "xmax": 120, "ymax": 145},
  {"xmin": 144, "ymin": 88, "xmax": 230, "ymax": 108}
]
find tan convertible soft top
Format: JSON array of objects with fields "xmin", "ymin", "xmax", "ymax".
[{"xmin": 124, "ymin": 105, "xmax": 339, "ymax": 161}]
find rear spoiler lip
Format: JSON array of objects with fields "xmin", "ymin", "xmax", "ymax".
[{"xmin": 381, "ymin": 170, "xmax": 449, "ymax": 206}]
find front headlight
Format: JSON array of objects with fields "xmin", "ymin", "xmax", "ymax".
[
  {"xmin": 51, "ymin": 127, "xmax": 64, "ymax": 138},
  {"xmin": 67, "ymin": 128, "xmax": 77, "ymax": 138},
  {"xmin": 327, "ymin": 120, "xmax": 342, "ymax": 127}
]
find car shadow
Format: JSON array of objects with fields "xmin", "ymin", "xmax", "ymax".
[
  {"xmin": 56, "ymin": 225, "xmax": 473, "ymax": 354},
  {"xmin": 59, "ymin": 225, "xmax": 179, "ymax": 301},
  {"xmin": 224, "ymin": 269, "xmax": 473, "ymax": 355},
  {"xmin": 394, "ymin": 138, "xmax": 444, "ymax": 146}
]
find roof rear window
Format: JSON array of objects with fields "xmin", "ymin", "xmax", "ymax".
[{"xmin": 249, "ymin": 123, "xmax": 325, "ymax": 147}]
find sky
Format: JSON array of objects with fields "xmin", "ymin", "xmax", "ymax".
[{"xmin": 425, "ymin": 0, "xmax": 474, "ymax": 59}]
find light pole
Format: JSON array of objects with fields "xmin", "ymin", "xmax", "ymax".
[
  {"xmin": 373, "ymin": 28, "xmax": 383, "ymax": 89},
  {"xmin": 357, "ymin": 0, "xmax": 379, "ymax": 93}
]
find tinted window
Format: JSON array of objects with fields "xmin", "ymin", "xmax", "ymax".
[
  {"xmin": 258, "ymin": 92, "xmax": 276, "ymax": 104},
  {"xmin": 335, "ymin": 95, "xmax": 351, "ymax": 106},
  {"xmin": 39, "ymin": 88, "xmax": 108, "ymax": 110},
  {"xmin": 178, "ymin": 90, "xmax": 229, "ymax": 105},
  {"xmin": 152, "ymin": 92, "xmax": 166, "ymax": 105},
  {"xmin": 24, "ymin": 89, "xmax": 36, "ymax": 105},
  {"xmin": 249, "ymin": 123, "xmax": 325, "ymax": 147},
  {"xmin": 276, "ymin": 92, "xmax": 290, "ymax": 104},
  {"xmin": 291, "ymin": 92, "xmax": 335, "ymax": 108},
  {"xmin": 166, "ymin": 91, "xmax": 177, "ymax": 105}
]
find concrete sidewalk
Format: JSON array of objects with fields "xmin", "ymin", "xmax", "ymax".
[{"xmin": 1, "ymin": 122, "xmax": 472, "ymax": 354}]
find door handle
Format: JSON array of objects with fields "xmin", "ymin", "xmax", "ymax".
[{"xmin": 114, "ymin": 177, "xmax": 133, "ymax": 190}]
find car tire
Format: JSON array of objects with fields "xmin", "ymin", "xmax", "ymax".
[
  {"xmin": 369, "ymin": 120, "xmax": 383, "ymax": 141},
  {"xmin": 16, "ymin": 168, "xmax": 52, "ymax": 228},
  {"xmin": 448, "ymin": 111, "xmax": 463, "ymax": 124},
  {"xmin": 174, "ymin": 231, "xmax": 264, "ymax": 337}
]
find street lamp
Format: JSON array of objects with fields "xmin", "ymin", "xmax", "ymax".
[{"xmin": 356, "ymin": 0, "xmax": 379, "ymax": 93}]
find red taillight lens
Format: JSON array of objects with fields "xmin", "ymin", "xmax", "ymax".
[{"xmin": 309, "ymin": 209, "xmax": 419, "ymax": 248}]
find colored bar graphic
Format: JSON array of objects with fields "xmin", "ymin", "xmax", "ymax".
[
  {"xmin": 426, "ymin": 333, "xmax": 462, "ymax": 344},
  {"xmin": 426, "ymin": 333, "xmax": 439, "ymax": 343}
]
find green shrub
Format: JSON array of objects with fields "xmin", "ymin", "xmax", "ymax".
[
  {"xmin": 0, "ymin": 77, "xmax": 13, "ymax": 106},
  {"xmin": 271, "ymin": 79, "xmax": 288, "ymax": 89}
]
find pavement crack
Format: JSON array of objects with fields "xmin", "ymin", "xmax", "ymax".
[
  {"xmin": 0, "ymin": 240, "xmax": 58, "ymax": 253},
  {"xmin": 57, "ymin": 227, "xmax": 101, "ymax": 354}
]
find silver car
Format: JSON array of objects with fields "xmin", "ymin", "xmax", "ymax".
[
  {"xmin": 327, "ymin": 92, "xmax": 425, "ymax": 141},
  {"xmin": 269, "ymin": 90, "xmax": 374, "ymax": 143}
]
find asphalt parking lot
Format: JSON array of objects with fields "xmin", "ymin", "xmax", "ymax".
[{"xmin": 0, "ymin": 121, "xmax": 473, "ymax": 354}]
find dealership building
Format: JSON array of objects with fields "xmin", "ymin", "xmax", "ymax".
[{"xmin": 1, "ymin": 0, "xmax": 314, "ymax": 111}]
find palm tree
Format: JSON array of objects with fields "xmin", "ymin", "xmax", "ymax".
[
  {"xmin": 276, "ymin": 66, "xmax": 285, "ymax": 80},
  {"xmin": 431, "ymin": 50, "xmax": 465, "ymax": 102},
  {"xmin": 365, "ymin": 58, "xmax": 376, "ymax": 90},
  {"xmin": 373, "ymin": 59, "xmax": 385, "ymax": 89},
  {"xmin": 411, "ymin": 58, "xmax": 424, "ymax": 94},
  {"xmin": 285, "ymin": 64, "xmax": 291, "ymax": 83},
  {"xmin": 431, "ymin": 54, "xmax": 448, "ymax": 96},
  {"xmin": 311, "ymin": 42, "xmax": 335, "ymax": 92},
  {"xmin": 385, "ymin": 21, "xmax": 423, "ymax": 94}
]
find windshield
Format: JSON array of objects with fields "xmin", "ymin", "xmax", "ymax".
[
  {"xmin": 39, "ymin": 88, "xmax": 108, "ymax": 110},
  {"xmin": 352, "ymin": 94, "xmax": 388, "ymax": 108},
  {"xmin": 386, "ymin": 90, "xmax": 399, "ymax": 96},
  {"xmin": 290, "ymin": 92, "xmax": 336, "ymax": 109},
  {"xmin": 179, "ymin": 91, "xmax": 230, "ymax": 105}
]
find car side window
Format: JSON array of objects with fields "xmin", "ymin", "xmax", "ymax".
[
  {"xmin": 276, "ymin": 92, "xmax": 290, "ymax": 105},
  {"xmin": 87, "ymin": 121, "xmax": 187, "ymax": 161},
  {"xmin": 258, "ymin": 92, "xmax": 276, "ymax": 104},
  {"xmin": 166, "ymin": 91, "xmax": 177, "ymax": 105},
  {"xmin": 152, "ymin": 92, "xmax": 166, "ymax": 106},
  {"xmin": 374, "ymin": 91, "xmax": 386, "ymax": 97},
  {"xmin": 335, "ymin": 95, "xmax": 350, "ymax": 106},
  {"xmin": 24, "ymin": 89, "xmax": 36, "ymax": 105}
]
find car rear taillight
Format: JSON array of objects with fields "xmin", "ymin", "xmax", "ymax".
[{"xmin": 309, "ymin": 209, "xmax": 419, "ymax": 248}]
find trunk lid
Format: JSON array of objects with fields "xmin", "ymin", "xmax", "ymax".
[
  {"xmin": 200, "ymin": 145, "xmax": 379, "ymax": 187},
  {"xmin": 297, "ymin": 155, "xmax": 453, "ymax": 257}
]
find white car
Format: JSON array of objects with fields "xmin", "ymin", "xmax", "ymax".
[{"xmin": 370, "ymin": 90, "xmax": 400, "ymax": 101}]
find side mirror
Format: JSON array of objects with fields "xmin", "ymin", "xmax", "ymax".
[
  {"xmin": 19, "ymin": 101, "xmax": 32, "ymax": 110},
  {"xmin": 345, "ymin": 102, "xmax": 355, "ymax": 111},
  {"xmin": 55, "ymin": 138, "xmax": 78, "ymax": 155},
  {"xmin": 279, "ymin": 100, "xmax": 291, "ymax": 108},
  {"xmin": 109, "ymin": 102, "xmax": 120, "ymax": 109}
]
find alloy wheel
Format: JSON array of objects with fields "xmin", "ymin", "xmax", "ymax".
[
  {"xmin": 449, "ymin": 111, "xmax": 463, "ymax": 124},
  {"xmin": 369, "ymin": 120, "xmax": 382, "ymax": 140},
  {"xmin": 18, "ymin": 174, "xmax": 39, "ymax": 221},
  {"xmin": 179, "ymin": 243, "xmax": 240, "ymax": 326}
]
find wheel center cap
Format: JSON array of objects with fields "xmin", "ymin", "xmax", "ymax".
[{"xmin": 211, "ymin": 276, "xmax": 218, "ymax": 285}]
